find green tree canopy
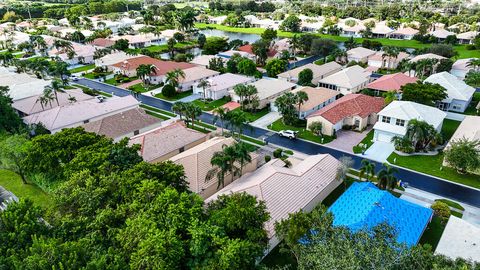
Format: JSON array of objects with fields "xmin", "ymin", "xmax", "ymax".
[{"xmin": 400, "ymin": 82, "xmax": 447, "ymax": 106}]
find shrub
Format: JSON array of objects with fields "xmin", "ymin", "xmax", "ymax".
[
  {"xmin": 162, "ymin": 84, "xmax": 176, "ymax": 97},
  {"xmin": 81, "ymin": 88, "xmax": 98, "ymax": 96},
  {"xmin": 466, "ymin": 44, "xmax": 476, "ymax": 50},
  {"xmin": 273, "ymin": 148, "xmax": 283, "ymax": 158},
  {"xmin": 431, "ymin": 201, "xmax": 450, "ymax": 224},
  {"xmin": 264, "ymin": 155, "xmax": 271, "ymax": 163}
]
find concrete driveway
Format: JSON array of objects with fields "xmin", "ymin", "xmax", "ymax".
[
  {"xmin": 326, "ymin": 129, "xmax": 370, "ymax": 153},
  {"xmin": 362, "ymin": 141, "xmax": 395, "ymax": 162},
  {"xmin": 250, "ymin": 112, "xmax": 281, "ymax": 129},
  {"xmin": 178, "ymin": 93, "xmax": 201, "ymax": 102}
]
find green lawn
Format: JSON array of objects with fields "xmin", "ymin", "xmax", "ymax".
[
  {"xmin": 145, "ymin": 110, "xmax": 169, "ymax": 120},
  {"xmin": 419, "ymin": 216, "xmax": 446, "ymax": 250},
  {"xmin": 269, "ymin": 118, "xmax": 334, "ymax": 144},
  {"xmin": 155, "ymin": 90, "xmax": 193, "ymax": 101},
  {"xmin": 441, "ymin": 119, "xmax": 461, "ymax": 140},
  {"xmin": 69, "ymin": 64, "xmax": 95, "ymax": 73},
  {"xmin": 0, "ymin": 170, "xmax": 52, "ymax": 210},
  {"xmin": 136, "ymin": 41, "xmax": 197, "ymax": 54},
  {"xmin": 353, "ymin": 129, "xmax": 375, "ymax": 154},
  {"xmin": 435, "ymin": 199, "xmax": 465, "ymax": 211},
  {"xmin": 192, "ymin": 97, "xmax": 230, "ymax": 111},
  {"xmin": 140, "ymin": 104, "xmax": 176, "ymax": 117},
  {"xmin": 104, "ymin": 78, "xmax": 119, "ymax": 86},
  {"xmin": 195, "ymin": 23, "xmax": 480, "ymax": 59},
  {"xmin": 240, "ymin": 135, "xmax": 266, "ymax": 146},
  {"xmin": 128, "ymin": 83, "xmax": 158, "ymax": 93},
  {"xmin": 239, "ymin": 107, "xmax": 270, "ymax": 122}
]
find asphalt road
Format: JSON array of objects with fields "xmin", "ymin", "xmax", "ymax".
[{"xmin": 77, "ymin": 78, "xmax": 480, "ymax": 207}]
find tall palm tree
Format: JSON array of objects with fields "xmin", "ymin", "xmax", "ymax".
[
  {"xmin": 44, "ymin": 81, "xmax": 64, "ymax": 106},
  {"xmin": 165, "ymin": 68, "xmax": 186, "ymax": 90},
  {"xmin": 404, "ymin": 119, "xmax": 440, "ymax": 152},
  {"xmin": 212, "ymin": 106, "xmax": 229, "ymax": 135},
  {"xmin": 233, "ymin": 84, "xmax": 248, "ymax": 110},
  {"xmin": 288, "ymin": 34, "xmax": 300, "ymax": 57},
  {"xmin": 359, "ymin": 159, "xmax": 375, "ymax": 182},
  {"xmin": 41, "ymin": 88, "xmax": 55, "ymax": 108},
  {"xmin": 172, "ymin": 101, "xmax": 186, "ymax": 120},
  {"xmin": 197, "ymin": 79, "xmax": 211, "ymax": 101},
  {"xmin": 206, "ymin": 144, "xmax": 241, "ymax": 189},
  {"xmin": 295, "ymin": 91, "xmax": 309, "ymax": 115},
  {"xmin": 136, "ymin": 64, "xmax": 157, "ymax": 86},
  {"xmin": 467, "ymin": 58, "xmax": 480, "ymax": 71},
  {"xmin": 226, "ymin": 109, "xmax": 249, "ymax": 140},
  {"xmin": 233, "ymin": 142, "xmax": 252, "ymax": 176},
  {"xmin": 53, "ymin": 39, "xmax": 74, "ymax": 56},
  {"xmin": 377, "ymin": 163, "xmax": 398, "ymax": 190},
  {"xmin": 184, "ymin": 102, "xmax": 202, "ymax": 128}
]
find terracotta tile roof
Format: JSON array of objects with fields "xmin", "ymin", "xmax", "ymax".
[
  {"xmin": 307, "ymin": 94, "xmax": 384, "ymax": 124},
  {"xmin": 238, "ymin": 44, "xmax": 277, "ymax": 57},
  {"xmin": 90, "ymin": 38, "xmax": 115, "ymax": 48},
  {"xmin": 367, "ymin": 73, "xmax": 418, "ymax": 92},
  {"xmin": 112, "ymin": 56, "xmax": 196, "ymax": 75}
]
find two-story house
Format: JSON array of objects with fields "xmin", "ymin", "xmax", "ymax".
[{"xmin": 373, "ymin": 101, "xmax": 447, "ymax": 143}]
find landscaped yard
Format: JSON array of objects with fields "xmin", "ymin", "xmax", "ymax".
[
  {"xmin": 240, "ymin": 107, "xmax": 271, "ymax": 122},
  {"xmin": 140, "ymin": 104, "xmax": 176, "ymax": 117},
  {"xmin": 0, "ymin": 170, "xmax": 52, "ymax": 210},
  {"xmin": 419, "ymin": 216, "xmax": 446, "ymax": 250},
  {"xmin": 83, "ymin": 71, "xmax": 112, "ymax": 79},
  {"xmin": 134, "ymin": 41, "xmax": 197, "ymax": 54},
  {"xmin": 269, "ymin": 118, "xmax": 334, "ymax": 144},
  {"xmin": 69, "ymin": 64, "xmax": 95, "ymax": 73},
  {"xmin": 352, "ymin": 129, "xmax": 374, "ymax": 154},
  {"xmin": 155, "ymin": 90, "xmax": 193, "ymax": 101},
  {"xmin": 192, "ymin": 97, "xmax": 230, "ymax": 111},
  {"xmin": 128, "ymin": 83, "xmax": 158, "ymax": 93},
  {"xmin": 441, "ymin": 119, "xmax": 461, "ymax": 140}
]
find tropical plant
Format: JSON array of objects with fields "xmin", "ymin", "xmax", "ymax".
[
  {"xmin": 404, "ymin": 119, "xmax": 442, "ymax": 152},
  {"xmin": 136, "ymin": 64, "xmax": 157, "ymax": 86},
  {"xmin": 359, "ymin": 159, "xmax": 375, "ymax": 181},
  {"xmin": 172, "ymin": 101, "xmax": 186, "ymax": 120},
  {"xmin": 206, "ymin": 144, "xmax": 241, "ymax": 189},
  {"xmin": 308, "ymin": 121, "xmax": 323, "ymax": 137},
  {"xmin": 197, "ymin": 79, "xmax": 210, "ymax": 101},
  {"xmin": 376, "ymin": 163, "xmax": 398, "ymax": 190},
  {"xmin": 225, "ymin": 109, "xmax": 249, "ymax": 139},
  {"xmin": 212, "ymin": 106, "xmax": 229, "ymax": 135},
  {"xmin": 43, "ymin": 80, "xmax": 64, "ymax": 106},
  {"xmin": 275, "ymin": 92, "xmax": 298, "ymax": 125},
  {"xmin": 336, "ymin": 156, "xmax": 354, "ymax": 190},
  {"xmin": 295, "ymin": 90, "xmax": 309, "ymax": 113},
  {"xmin": 165, "ymin": 68, "xmax": 186, "ymax": 89},
  {"xmin": 467, "ymin": 58, "xmax": 480, "ymax": 71},
  {"xmin": 444, "ymin": 138, "xmax": 480, "ymax": 173}
]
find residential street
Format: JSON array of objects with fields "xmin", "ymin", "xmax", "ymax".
[{"xmin": 77, "ymin": 78, "xmax": 480, "ymax": 208}]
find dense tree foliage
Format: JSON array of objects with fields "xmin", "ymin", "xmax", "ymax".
[
  {"xmin": 400, "ymin": 82, "xmax": 447, "ymax": 106},
  {"xmin": 0, "ymin": 86, "xmax": 25, "ymax": 134}
]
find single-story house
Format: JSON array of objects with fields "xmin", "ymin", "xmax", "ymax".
[
  {"xmin": 329, "ymin": 182, "xmax": 433, "ymax": 247},
  {"xmin": 373, "ymin": 101, "xmax": 447, "ymax": 143},
  {"xmin": 388, "ymin": 27, "xmax": 419, "ymax": 40},
  {"xmin": 435, "ymin": 216, "xmax": 480, "ymax": 263},
  {"xmin": 90, "ymin": 38, "xmax": 115, "ymax": 48},
  {"xmin": 346, "ymin": 47, "xmax": 377, "ymax": 63},
  {"xmin": 238, "ymin": 44, "xmax": 277, "ymax": 58},
  {"xmin": 371, "ymin": 21, "xmax": 394, "ymax": 38},
  {"xmin": 111, "ymin": 55, "xmax": 196, "ymax": 79},
  {"xmin": 190, "ymin": 55, "xmax": 226, "ymax": 67},
  {"xmin": 424, "ymin": 71, "xmax": 476, "ymax": 112},
  {"xmin": 217, "ymin": 50, "xmax": 255, "ymax": 60},
  {"xmin": 456, "ymin": 31, "xmax": 478, "ymax": 45},
  {"xmin": 174, "ymin": 67, "xmax": 220, "ymax": 92},
  {"xmin": 83, "ymin": 108, "xmax": 162, "ymax": 142},
  {"xmin": 170, "ymin": 136, "xmax": 258, "ymax": 199},
  {"xmin": 205, "ymin": 154, "xmax": 342, "ymax": 254},
  {"xmin": 367, "ymin": 51, "xmax": 410, "ymax": 69},
  {"xmin": 95, "ymin": 51, "xmax": 139, "ymax": 71},
  {"xmin": 23, "ymin": 96, "xmax": 140, "ymax": 134},
  {"xmin": 409, "ymin": 53, "xmax": 446, "ymax": 63},
  {"xmin": 208, "ymin": 15, "xmax": 227, "ymax": 24},
  {"xmin": 230, "ymin": 78, "xmax": 297, "ymax": 110},
  {"xmin": 450, "ymin": 58, "xmax": 476, "ymax": 79},
  {"xmin": 110, "ymin": 33, "xmax": 164, "ymax": 49},
  {"xmin": 12, "ymin": 89, "xmax": 94, "ymax": 116},
  {"xmin": 193, "ymin": 73, "xmax": 255, "ymax": 100},
  {"xmin": 48, "ymin": 42, "xmax": 97, "ymax": 65},
  {"xmin": 0, "ymin": 68, "xmax": 52, "ymax": 101},
  {"xmin": 318, "ymin": 65, "xmax": 372, "ymax": 95},
  {"xmin": 306, "ymin": 94, "xmax": 384, "ymax": 136},
  {"xmin": 129, "ymin": 121, "xmax": 208, "ymax": 163},
  {"xmin": 277, "ymin": 62, "xmax": 342, "ymax": 85},
  {"xmin": 0, "ymin": 31, "xmax": 29, "ymax": 46},
  {"xmin": 430, "ymin": 29, "xmax": 455, "ymax": 41},
  {"xmin": 338, "ymin": 18, "xmax": 365, "ymax": 37},
  {"xmin": 292, "ymin": 87, "xmax": 338, "ymax": 119},
  {"xmin": 366, "ymin": 73, "xmax": 418, "ymax": 95}
]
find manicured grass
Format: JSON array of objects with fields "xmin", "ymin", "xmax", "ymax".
[
  {"xmin": 69, "ymin": 64, "xmax": 95, "ymax": 73},
  {"xmin": 419, "ymin": 216, "xmax": 446, "ymax": 250},
  {"xmin": 155, "ymin": 90, "xmax": 193, "ymax": 101},
  {"xmin": 104, "ymin": 78, "xmax": 119, "ymax": 86},
  {"xmin": 193, "ymin": 120, "xmax": 216, "ymax": 130},
  {"xmin": 387, "ymin": 152, "xmax": 480, "ymax": 189},
  {"xmin": 441, "ymin": 119, "xmax": 461, "ymax": 141},
  {"xmin": 128, "ymin": 83, "xmax": 158, "ymax": 93},
  {"xmin": 192, "ymin": 97, "xmax": 230, "ymax": 111},
  {"xmin": 322, "ymin": 178, "xmax": 355, "ymax": 207},
  {"xmin": 145, "ymin": 110, "xmax": 169, "ymax": 120},
  {"xmin": 140, "ymin": 104, "xmax": 176, "ymax": 117},
  {"xmin": 83, "ymin": 71, "xmax": 112, "ymax": 79},
  {"xmin": 240, "ymin": 107, "xmax": 271, "ymax": 122},
  {"xmin": 0, "ymin": 170, "xmax": 52, "ymax": 210},
  {"xmin": 435, "ymin": 199, "xmax": 465, "ymax": 211},
  {"xmin": 240, "ymin": 135, "xmax": 266, "ymax": 146},
  {"xmin": 195, "ymin": 23, "xmax": 480, "ymax": 59},
  {"xmin": 270, "ymin": 118, "xmax": 334, "ymax": 144},
  {"xmin": 136, "ymin": 41, "xmax": 197, "ymax": 54},
  {"xmin": 352, "ymin": 129, "xmax": 374, "ymax": 154}
]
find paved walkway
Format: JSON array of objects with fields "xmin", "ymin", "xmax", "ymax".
[
  {"xmin": 363, "ymin": 141, "xmax": 395, "ymax": 162},
  {"xmin": 118, "ymin": 79, "xmax": 142, "ymax": 89},
  {"xmin": 250, "ymin": 112, "xmax": 281, "ymax": 129},
  {"xmin": 446, "ymin": 111, "xmax": 466, "ymax": 121},
  {"xmin": 326, "ymin": 130, "xmax": 369, "ymax": 153},
  {"xmin": 178, "ymin": 93, "xmax": 201, "ymax": 102}
]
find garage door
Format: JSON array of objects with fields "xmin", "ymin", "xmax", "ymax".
[{"xmin": 377, "ymin": 132, "xmax": 394, "ymax": 143}]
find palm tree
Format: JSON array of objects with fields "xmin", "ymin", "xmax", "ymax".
[
  {"xmin": 41, "ymin": 88, "xmax": 55, "ymax": 108},
  {"xmin": 0, "ymin": 52, "xmax": 13, "ymax": 66},
  {"xmin": 136, "ymin": 64, "xmax": 157, "ymax": 86},
  {"xmin": 206, "ymin": 144, "xmax": 241, "ymax": 189},
  {"xmin": 295, "ymin": 91, "xmax": 309, "ymax": 115},
  {"xmin": 44, "ymin": 81, "xmax": 64, "ymax": 106},
  {"xmin": 172, "ymin": 101, "xmax": 186, "ymax": 120},
  {"xmin": 288, "ymin": 34, "xmax": 300, "ymax": 57},
  {"xmin": 184, "ymin": 102, "xmax": 202, "ymax": 128},
  {"xmin": 336, "ymin": 156, "xmax": 354, "ymax": 190},
  {"xmin": 359, "ymin": 159, "xmax": 375, "ymax": 181},
  {"xmin": 233, "ymin": 142, "xmax": 252, "ymax": 176},
  {"xmin": 233, "ymin": 84, "xmax": 248, "ymax": 110},
  {"xmin": 404, "ymin": 119, "xmax": 440, "ymax": 152},
  {"xmin": 377, "ymin": 163, "xmax": 398, "ymax": 190},
  {"xmin": 197, "ymin": 79, "xmax": 211, "ymax": 101},
  {"xmin": 467, "ymin": 58, "xmax": 480, "ymax": 71},
  {"xmin": 212, "ymin": 106, "xmax": 229, "ymax": 135},
  {"xmin": 226, "ymin": 109, "xmax": 249, "ymax": 139},
  {"xmin": 165, "ymin": 68, "xmax": 186, "ymax": 90},
  {"xmin": 344, "ymin": 36, "xmax": 358, "ymax": 50}
]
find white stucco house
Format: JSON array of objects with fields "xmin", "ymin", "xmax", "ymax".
[
  {"xmin": 193, "ymin": 73, "xmax": 255, "ymax": 100},
  {"xmin": 424, "ymin": 72, "xmax": 476, "ymax": 113},
  {"xmin": 373, "ymin": 101, "xmax": 447, "ymax": 143},
  {"xmin": 318, "ymin": 65, "xmax": 372, "ymax": 95}
]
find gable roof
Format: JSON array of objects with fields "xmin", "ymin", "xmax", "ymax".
[
  {"xmin": 377, "ymin": 101, "xmax": 446, "ymax": 128},
  {"xmin": 82, "ymin": 108, "xmax": 160, "ymax": 139},
  {"xmin": 424, "ymin": 71, "xmax": 476, "ymax": 102},
  {"xmin": 129, "ymin": 121, "xmax": 207, "ymax": 162},
  {"xmin": 430, "ymin": 29, "xmax": 455, "ymax": 39},
  {"xmin": 329, "ymin": 182, "xmax": 433, "ymax": 247},
  {"xmin": 23, "ymin": 95, "xmax": 140, "ymax": 131},
  {"xmin": 307, "ymin": 94, "xmax": 384, "ymax": 124},
  {"xmin": 367, "ymin": 73, "xmax": 418, "ymax": 92},
  {"xmin": 206, "ymin": 73, "xmax": 255, "ymax": 92},
  {"xmin": 318, "ymin": 65, "xmax": 371, "ymax": 89},
  {"xmin": 409, "ymin": 53, "xmax": 446, "ymax": 63},
  {"xmin": 238, "ymin": 44, "xmax": 277, "ymax": 57},
  {"xmin": 206, "ymin": 154, "xmax": 340, "ymax": 237},
  {"xmin": 446, "ymin": 116, "xmax": 480, "ymax": 149},
  {"xmin": 435, "ymin": 216, "xmax": 480, "ymax": 262},
  {"xmin": 177, "ymin": 66, "xmax": 220, "ymax": 84},
  {"xmin": 292, "ymin": 87, "xmax": 338, "ymax": 112},
  {"xmin": 112, "ymin": 56, "xmax": 196, "ymax": 75},
  {"xmin": 347, "ymin": 47, "xmax": 376, "ymax": 59},
  {"xmin": 277, "ymin": 62, "xmax": 342, "ymax": 83},
  {"xmin": 244, "ymin": 78, "xmax": 296, "ymax": 100},
  {"xmin": 90, "ymin": 38, "xmax": 115, "ymax": 48}
]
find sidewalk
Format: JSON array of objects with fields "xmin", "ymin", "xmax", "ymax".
[{"xmin": 118, "ymin": 79, "xmax": 142, "ymax": 89}]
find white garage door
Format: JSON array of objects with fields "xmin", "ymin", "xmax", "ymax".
[{"xmin": 377, "ymin": 132, "xmax": 394, "ymax": 143}]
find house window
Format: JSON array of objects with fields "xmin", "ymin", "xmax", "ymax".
[
  {"xmin": 133, "ymin": 130, "xmax": 139, "ymax": 135},
  {"xmin": 179, "ymin": 146, "xmax": 185, "ymax": 153},
  {"xmin": 381, "ymin": 116, "xmax": 391, "ymax": 123},
  {"xmin": 83, "ymin": 120, "xmax": 89, "ymax": 124},
  {"xmin": 395, "ymin": 119, "xmax": 405, "ymax": 126}
]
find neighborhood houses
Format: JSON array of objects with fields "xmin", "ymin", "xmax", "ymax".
[{"xmin": 0, "ymin": 1, "xmax": 479, "ymax": 269}]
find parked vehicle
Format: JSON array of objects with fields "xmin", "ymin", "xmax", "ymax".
[
  {"xmin": 71, "ymin": 75, "xmax": 79, "ymax": 81},
  {"xmin": 278, "ymin": 130, "xmax": 298, "ymax": 139}
]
